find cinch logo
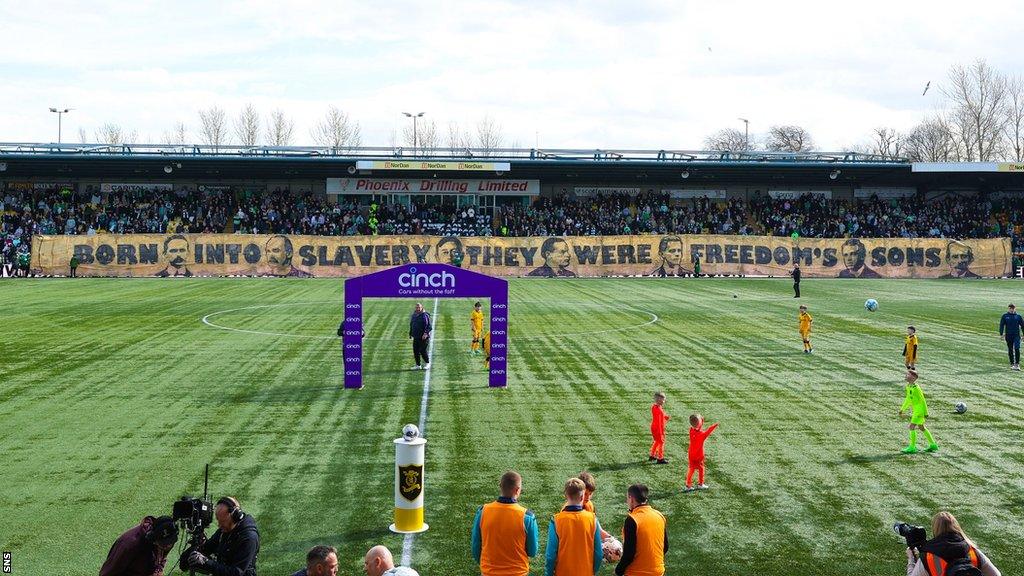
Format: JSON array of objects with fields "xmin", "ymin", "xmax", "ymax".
[{"xmin": 398, "ymin": 267, "xmax": 456, "ymax": 288}]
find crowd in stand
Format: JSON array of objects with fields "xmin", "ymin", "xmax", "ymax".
[
  {"xmin": 227, "ymin": 190, "xmax": 490, "ymax": 237},
  {"xmin": 493, "ymin": 192, "xmax": 1022, "ymax": 241},
  {"xmin": 5, "ymin": 186, "xmax": 1024, "ymax": 268}
]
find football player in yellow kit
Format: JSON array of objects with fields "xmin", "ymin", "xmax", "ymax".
[{"xmin": 470, "ymin": 301, "xmax": 485, "ymax": 354}]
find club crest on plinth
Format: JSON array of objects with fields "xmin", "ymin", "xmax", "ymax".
[{"xmin": 399, "ymin": 464, "xmax": 423, "ymax": 501}]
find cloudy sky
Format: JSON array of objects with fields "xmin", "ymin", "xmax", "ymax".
[{"xmin": 2, "ymin": 0, "xmax": 1022, "ymax": 150}]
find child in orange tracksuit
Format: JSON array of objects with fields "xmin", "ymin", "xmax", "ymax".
[
  {"xmin": 649, "ymin": 392, "xmax": 670, "ymax": 464},
  {"xmin": 685, "ymin": 413, "xmax": 719, "ymax": 491}
]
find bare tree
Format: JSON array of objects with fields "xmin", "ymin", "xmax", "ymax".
[
  {"xmin": 162, "ymin": 122, "xmax": 189, "ymax": 145},
  {"xmin": 703, "ymin": 128, "xmax": 750, "ymax": 151},
  {"xmin": 903, "ymin": 117, "xmax": 956, "ymax": 162},
  {"xmin": 765, "ymin": 125, "xmax": 814, "ymax": 152},
  {"xmin": 234, "ymin": 103, "xmax": 261, "ymax": 147},
  {"xmin": 78, "ymin": 127, "xmax": 88, "ymax": 144},
  {"xmin": 311, "ymin": 106, "xmax": 362, "ymax": 149},
  {"xmin": 265, "ymin": 109, "xmax": 294, "ymax": 146},
  {"xmin": 868, "ymin": 127, "xmax": 904, "ymax": 159},
  {"xmin": 475, "ymin": 115, "xmax": 504, "ymax": 155},
  {"xmin": 940, "ymin": 59, "xmax": 1009, "ymax": 161},
  {"xmin": 403, "ymin": 119, "xmax": 440, "ymax": 152},
  {"xmin": 1005, "ymin": 76, "xmax": 1024, "ymax": 162},
  {"xmin": 446, "ymin": 121, "xmax": 472, "ymax": 151},
  {"xmin": 94, "ymin": 123, "xmax": 138, "ymax": 145},
  {"xmin": 198, "ymin": 106, "xmax": 228, "ymax": 148}
]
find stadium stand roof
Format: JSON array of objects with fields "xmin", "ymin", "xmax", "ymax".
[{"xmin": 0, "ymin": 143, "xmax": 1021, "ymax": 189}]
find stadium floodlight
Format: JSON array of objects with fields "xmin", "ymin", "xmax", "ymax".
[
  {"xmin": 829, "ymin": 169, "xmax": 841, "ymax": 180},
  {"xmin": 681, "ymin": 170, "xmax": 690, "ymax": 179},
  {"xmin": 402, "ymin": 112, "xmax": 426, "ymax": 150},
  {"xmin": 164, "ymin": 165, "xmax": 173, "ymax": 174},
  {"xmin": 738, "ymin": 118, "xmax": 749, "ymax": 150},
  {"xmin": 49, "ymin": 107, "xmax": 73, "ymax": 144}
]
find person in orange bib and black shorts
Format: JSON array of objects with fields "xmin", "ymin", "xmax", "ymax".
[{"xmin": 614, "ymin": 484, "xmax": 667, "ymax": 576}]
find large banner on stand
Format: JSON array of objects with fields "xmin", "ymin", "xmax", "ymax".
[{"xmin": 32, "ymin": 233, "xmax": 1012, "ymax": 278}]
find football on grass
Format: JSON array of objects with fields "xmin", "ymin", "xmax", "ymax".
[
  {"xmin": 602, "ymin": 537, "xmax": 623, "ymax": 562},
  {"xmin": 865, "ymin": 298, "xmax": 879, "ymax": 312},
  {"xmin": 955, "ymin": 402, "xmax": 967, "ymax": 414}
]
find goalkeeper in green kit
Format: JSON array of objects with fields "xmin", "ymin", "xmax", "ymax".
[{"xmin": 897, "ymin": 369, "xmax": 938, "ymax": 454}]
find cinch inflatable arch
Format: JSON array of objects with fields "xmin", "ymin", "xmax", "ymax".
[{"xmin": 342, "ymin": 264, "xmax": 509, "ymax": 388}]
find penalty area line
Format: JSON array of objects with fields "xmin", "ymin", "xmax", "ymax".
[{"xmin": 402, "ymin": 296, "xmax": 438, "ymax": 568}]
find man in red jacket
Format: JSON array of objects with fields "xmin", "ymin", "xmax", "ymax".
[
  {"xmin": 100, "ymin": 515, "xmax": 179, "ymax": 576},
  {"xmin": 685, "ymin": 414, "xmax": 719, "ymax": 491}
]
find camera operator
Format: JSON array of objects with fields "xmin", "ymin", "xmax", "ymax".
[
  {"xmin": 183, "ymin": 497, "xmax": 260, "ymax": 576},
  {"xmin": 906, "ymin": 512, "xmax": 1001, "ymax": 576},
  {"xmin": 99, "ymin": 515, "xmax": 178, "ymax": 576}
]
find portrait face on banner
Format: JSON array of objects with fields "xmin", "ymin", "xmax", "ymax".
[
  {"xmin": 164, "ymin": 235, "xmax": 190, "ymax": 270},
  {"xmin": 660, "ymin": 236, "xmax": 683, "ymax": 267},
  {"xmin": 944, "ymin": 241, "xmax": 977, "ymax": 278},
  {"xmin": 528, "ymin": 237, "xmax": 575, "ymax": 277},
  {"xmin": 265, "ymin": 234, "xmax": 293, "ymax": 275},
  {"xmin": 841, "ymin": 239, "xmax": 866, "ymax": 270},
  {"xmin": 435, "ymin": 236, "xmax": 463, "ymax": 264}
]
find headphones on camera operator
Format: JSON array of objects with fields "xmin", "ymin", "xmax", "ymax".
[{"xmin": 217, "ymin": 496, "xmax": 245, "ymax": 525}]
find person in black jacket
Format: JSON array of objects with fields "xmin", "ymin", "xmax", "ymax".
[
  {"xmin": 409, "ymin": 303, "xmax": 432, "ymax": 370},
  {"xmin": 184, "ymin": 497, "xmax": 259, "ymax": 576},
  {"xmin": 998, "ymin": 303, "xmax": 1024, "ymax": 370},
  {"xmin": 791, "ymin": 263, "xmax": 801, "ymax": 298}
]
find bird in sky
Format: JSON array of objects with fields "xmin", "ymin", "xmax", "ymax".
[{"xmin": 922, "ymin": 81, "xmax": 931, "ymax": 96}]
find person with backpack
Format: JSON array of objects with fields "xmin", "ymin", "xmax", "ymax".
[{"xmin": 906, "ymin": 511, "xmax": 1001, "ymax": 576}]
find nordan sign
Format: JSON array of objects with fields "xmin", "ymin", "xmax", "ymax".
[
  {"xmin": 343, "ymin": 264, "xmax": 509, "ymax": 389},
  {"xmin": 354, "ymin": 160, "xmax": 511, "ymax": 171}
]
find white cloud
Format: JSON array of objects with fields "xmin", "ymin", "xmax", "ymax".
[{"xmin": 2, "ymin": 0, "xmax": 1023, "ymax": 149}]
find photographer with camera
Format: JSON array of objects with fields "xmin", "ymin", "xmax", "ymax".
[
  {"xmin": 182, "ymin": 497, "xmax": 260, "ymax": 576},
  {"xmin": 99, "ymin": 515, "xmax": 178, "ymax": 576},
  {"xmin": 899, "ymin": 512, "xmax": 1001, "ymax": 576}
]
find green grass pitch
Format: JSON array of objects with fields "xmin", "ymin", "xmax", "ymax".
[{"xmin": 1, "ymin": 277, "xmax": 1022, "ymax": 575}]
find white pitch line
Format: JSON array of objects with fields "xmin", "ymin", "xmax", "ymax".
[{"xmin": 402, "ymin": 296, "xmax": 439, "ymax": 568}]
